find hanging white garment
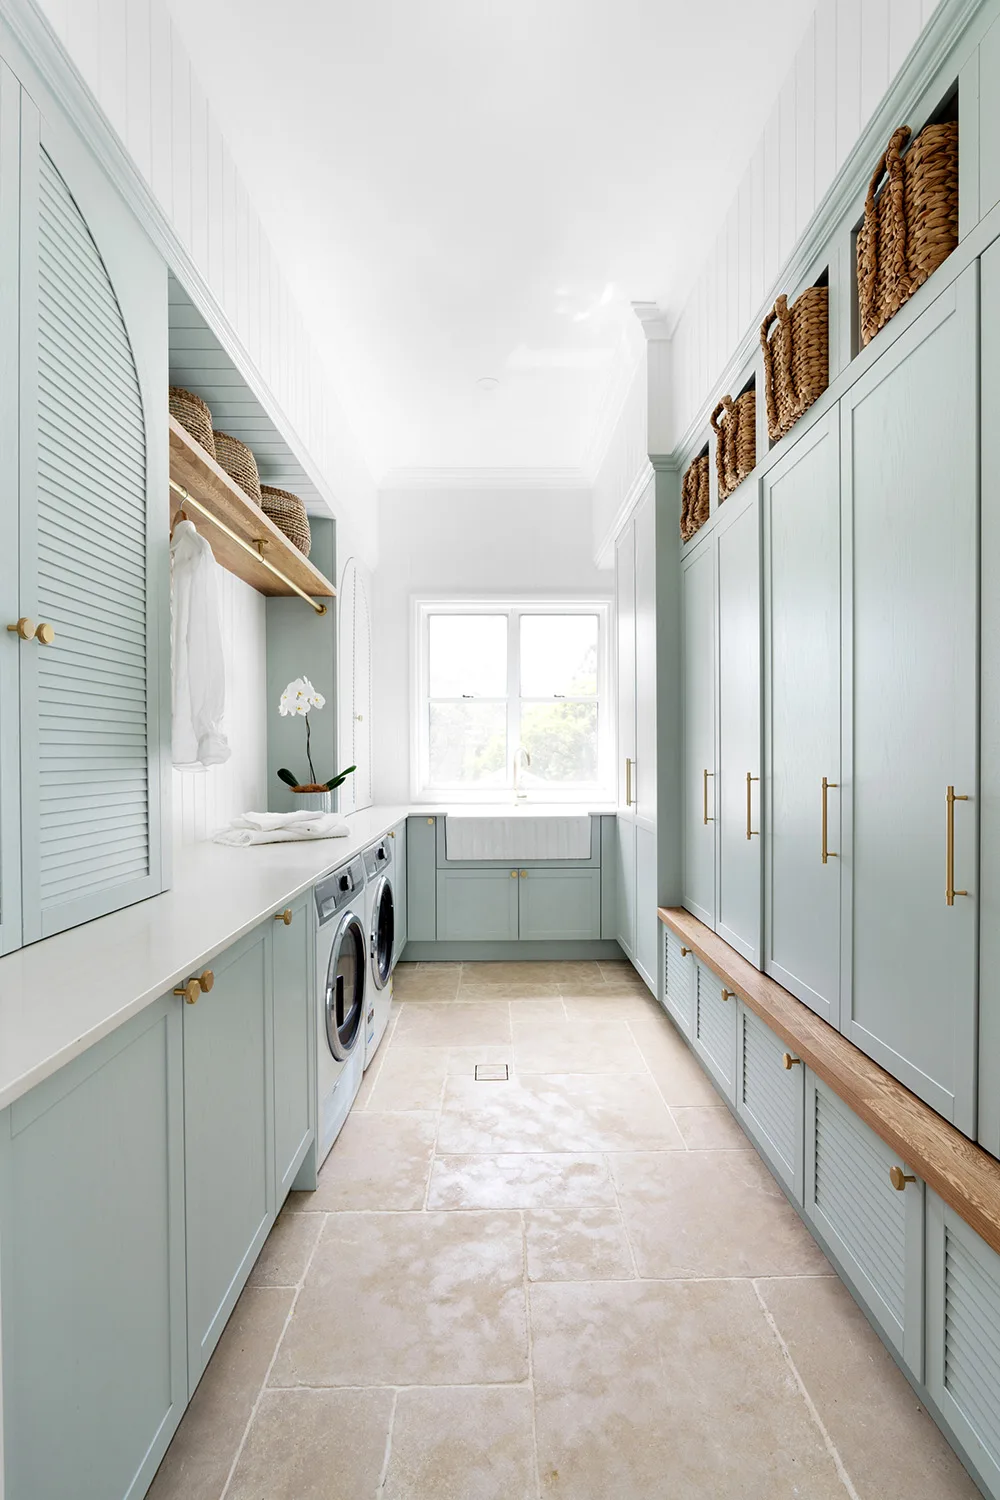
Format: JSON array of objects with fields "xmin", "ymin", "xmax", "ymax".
[{"xmin": 171, "ymin": 518, "xmax": 231, "ymax": 769}]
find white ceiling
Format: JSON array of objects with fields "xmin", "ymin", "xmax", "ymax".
[{"xmin": 166, "ymin": 0, "xmax": 816, "ymax": 483}]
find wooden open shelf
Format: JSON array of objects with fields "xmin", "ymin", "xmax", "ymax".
[
  {"xmin": 168, "ymin": 416, "xmax": 336, "ymax": 603},
  {"xmin": 659, "ymin": 906, "xmax": 1000, "ymax": 1256}
]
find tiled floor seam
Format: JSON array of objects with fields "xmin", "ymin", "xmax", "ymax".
[
  {"xmin": 420, "ymin": 1074, "xmax": 449, "ymax": 1212},
  {"xmin": 751, "ymin": 1279, "xmax": 863, "ymax": 1500},
  {"xmin": 217, "ymin": 1211, "xmax": 330, "ymax": 1500},
  {"xmin": 373, "ymin": 1388, "xmax": 398, "ymax": 1497},
  {"xmin": 520, "ymin": 1209, "xmax": 544, "ymax": 1500},
  {"xmin": 604, "ymin": 1152, "xmax": 640, "ymax": 1277},
  {"xmin": 623, "ymin": 1013, "xmax": 689, "ymax": 1146}
]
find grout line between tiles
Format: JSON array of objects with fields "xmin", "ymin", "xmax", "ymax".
[
  {"xmin": 374, "ymin": 1388, "xmax": 398, "ymax": 1497},
  {"xmin": 623, "ymin": 1015, "xmax": 689, "ymax": 1148},
  {"xmin": 421, "ymin": 1072, "xmax": 450, "ymax": 1212},
  {"xmin": 218, "ymin": 1210, "xmax": 331, "ymax": 1500},
  {"xmin": 751, "ymin": 1280, "xmax": 862, "ymax": 1500},
  {"xmin": 604, "ymin": 1151, "xmax": 640, "ymax": 1278},
  {"xmin": 520, "ymin": 1209, "xmax": 544, "ymax": 1500}
]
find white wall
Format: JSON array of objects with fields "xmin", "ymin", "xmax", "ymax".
[
  {"xmin": 172, "ymin": 571, "xmax": 267, "ymax": 844},
  {"xmin": 374, "ymin": 489, "xmax": 613, "ymax": 803},
  {"xmin": 670, "ymin": 0, "xmax": 942, "ymax": 441}
]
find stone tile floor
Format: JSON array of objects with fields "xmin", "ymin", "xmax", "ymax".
[{"xmin": 148, "ymin": 960, "xmax": 982, "ymax": 1500}]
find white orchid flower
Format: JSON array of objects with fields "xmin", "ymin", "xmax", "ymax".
[{"xmin": 279, "ymin": 676, "xmax": 326, "ymax": 717}]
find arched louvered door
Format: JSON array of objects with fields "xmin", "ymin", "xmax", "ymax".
[{"xmin": 14, "ymin": 102, "xmax": 167, "ymax": 944}]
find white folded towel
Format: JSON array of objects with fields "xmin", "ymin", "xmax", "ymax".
[{"xmin": 214, "ymin": 811, "xmax": 350, "ymax": 847}]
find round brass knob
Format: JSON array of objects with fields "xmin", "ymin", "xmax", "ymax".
[
  {"xmin": 174, "ymin": 977, "xmax": 201, "ymax": 1005},
  {"xmin": 427, "ymin": 818, "xmax": 434, "ymax": 825},
  {"xmin": 520, "ymin": 870, "xmax": 527, "ymax": 878},
  {"xmin": 34, "ymin": 622, "xmax": 55, "ymax": 645},
  {"xmin": 889, "ymin": 1165, "xmax": 916, "ymax": 1192},
  {"xmin": 782, "ymin": 1053, "xmax": 802, "ymax": 1070},
  {"xmin": 275, "ymin": 908, "xmax": 293, "ymax": 926},
  {"xmin": 6, "ymin": 617, "xmax": 34, "ymax": 640},
  {"xmin": 721, "ymin": 989, "xmax": 737, "ymax": 1002},
  {"xmin": 198, "ymin": 969, "xmax": 215, "ymax": 994},
  {"xmin": 510, "ymin": 870, "xmax": 517, "ymax": 878},
  {"xmin": 680, "ymin": 946, "xmax": 691, "ymax": 957},
  {"xmin": 388, "ymin": 830, "xmax": 395, "ymax": 839}
]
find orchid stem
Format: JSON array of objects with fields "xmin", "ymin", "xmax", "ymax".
[{"xmin": 305, "ymin": 714, "xmax": 317, "ymax": 784}]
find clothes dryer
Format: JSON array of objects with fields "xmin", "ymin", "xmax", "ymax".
[
  {"xmin": 363, "ymin": 835, "xmax": 395, "ymax": 1067},
  {"xmin": 314, "ymin": 855, "xmax": 367, "ymax": 1165}
]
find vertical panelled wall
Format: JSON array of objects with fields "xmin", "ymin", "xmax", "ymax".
[
  {"xmin": 172, "ymin": 571, "xmax": 267, "ymax": 844},
  {"xmin": 34, "ymin": 0, "xmax": 376, "ymax": 557},
  {"xmin": 670, "ymin": 0, "xmax": 942, "ymax": 438}
]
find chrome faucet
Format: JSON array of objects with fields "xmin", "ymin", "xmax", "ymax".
[{"xmin": 513, "ymin": 746, "xmax": 531, "ymax": 802}]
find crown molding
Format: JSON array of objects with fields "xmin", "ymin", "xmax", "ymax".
[{"xmin": 378, "ymin": 465, "xmax": 592, "ymax": 493}]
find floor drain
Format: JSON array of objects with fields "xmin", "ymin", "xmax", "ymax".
[{"xmin": 475, "ymin": 1063, "xmax": 509, "ymax": 1081}]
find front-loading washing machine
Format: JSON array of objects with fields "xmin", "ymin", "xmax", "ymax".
[
  {"xmin": 363, "ymin": 835, "xmax": 395, "ymax": 1068},
  {"xmin": 314, "ymin": 854, "xmax": 368, "ymax": 1166}
]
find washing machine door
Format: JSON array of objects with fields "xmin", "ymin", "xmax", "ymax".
[
  {"xmin": 369, "ymin": 875, "xmax": 394, "ymax": 990},
  {"xmin": 325, "ymin": 910, "xmax": 367, "ymax": 1060}
]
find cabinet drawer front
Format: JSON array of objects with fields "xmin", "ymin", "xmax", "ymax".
[
  {"xmin": 805, "ymin": 1079, "xmax": 921, "ymax": 1366},
  {"xmin": 662, "ymin": 928, "xmax": 694, "ymax": 1036},
  {"xmin": 518, "ymin": 869, "xmax": 600, "ymax": 941},
  {"xmin": 927, "ymin": 1196, "xmax": 1000, "ymax": 1492},
  {"xmin": 737, "ymin": 1006, "xmax": 802, "ymax": 1197},
  {"xmin": 693, "ymin": 961, "xmax": 737, "ymax": 1098}
]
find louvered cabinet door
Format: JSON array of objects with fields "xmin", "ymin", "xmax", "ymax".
[
  {"xmin": 804, "ymin": 1076, "xmax": 924, "ymax": 1374},
  {"xmin": 0, "ymin": 61, "xmax": 22, "ymax": 955},
  {"xmin": 662, "ymin": 926, "xmax": 694, "ymax": 1037},
  {"xmin": 692, "ymin": 960, "xmax": 737, "ymax": 1102},
  {"xmin": 736, "ymin": 1005, "xmax": 804, "ymax": 1200},
  {"xmin": 926, "ymin": 1193, "xmax": 1000, "ymax": 1496},
  {"xmin": 16, "ymin": 111, "xmax": 167, "ymax": 941}
]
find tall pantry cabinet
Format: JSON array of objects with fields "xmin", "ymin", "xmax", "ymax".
[
  {"xmin": 616, "ymin": 478, "xmax": 658, "ymax": 989},
  {"xmin": 0, "ymin": 48, "xmax": 169, "ymax": 954}
]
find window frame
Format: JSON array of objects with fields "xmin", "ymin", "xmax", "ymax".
[{"xmin": 411, "ymin": 596, "xmax": 613, "ymax": 803}]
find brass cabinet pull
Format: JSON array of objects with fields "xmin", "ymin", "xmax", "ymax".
[
  {"xmin": 174, "ymin": 969, "xmax": 213, "ymax": 1005},
  {"xmin": 625, "ymin": 758, "xmax": 634, "ymax": 808},
  {"xmin": 782, "ymin": 1052, "xmax": 802, "ymax": 1070},
  {"xmin": 510, "ymin": 870, "xmax": 517, "ymax": 878},
  {"xmin": 889, "ymin": 1165, "xmax": 916, "ymax": 1192},
  {"xmin": 520, "ymin": 870, "xmax": 527, "ymax": 878},
  {"xmin": 721, "ymin": 988, "xmax": 737, "ymax": 1002},
  {"xmin": 821, "ymin": 777, "xmax": 838, "ymax": 863},
  {"xmin": 388, "ymin": 830, "xmax": 395, "ymax": 839},
  {"xmin": 34, "ymin": 622, "xmax": 55, "ymax": 644},
  {"xmin": 746, "ymin": 773, "xmax": 759, "ymax": 840},
  {"xmin": 275, "ymin": 908, "xmax": 293, "ymax": 925},
  {"xmin": 703, "ymin": 768, "xmax": 714, "ymax": 824},
  {"xmin": 946, "ymin": 786, "xmax": 970, "ymax": 906},
  {"xmin": 680, "ymin": 946, "xmax": 691, "ymax": 957},
  {"xmin": 427, "ymin": 817, "xmax": 435, "ymax": 825},
  {"xmin": 6, "ymin": 617, "xmax": 34, "ymax": 640}
]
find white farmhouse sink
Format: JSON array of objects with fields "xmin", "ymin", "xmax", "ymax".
[{"xmin": 444, "ymin": 807, "xmax": 593, "ymax": 862}]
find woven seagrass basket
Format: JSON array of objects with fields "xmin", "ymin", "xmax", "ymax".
[
  {"xmin": 857, "ymin": 120, "xmax": 958, "ymax": 346},
  {"xmin": 169, "ymin": 386, "xmax": 216, "ymax": 457},
  {"xmin": 680, "ymin": 453, "xmax": 710, "ymax": 542},
  {"xmin": 261, "ymin": 485, "xmax": 312, "ymax": 557},
  {"xmin": 711, "ymin": 389, "xmax": 756, "ymax": 501},
  {"xmin": 760, "ymin": 285, "xmax": 829, "ymax": 443},
  {"xmin": 213, "ymin": 430, "xmax": 262, "ymax": 508}
]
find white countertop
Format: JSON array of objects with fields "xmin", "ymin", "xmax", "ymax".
[{"xmin": 0, "ymin": 805, "xmax": 410, "ymax": 1113}]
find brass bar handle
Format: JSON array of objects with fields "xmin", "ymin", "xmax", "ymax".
[
  {"xmin": 746, "ymin": 773, "xmax": 759, "ymax": 840},
  {"xmin": 946, "ymin": 785, "xmax": 970, "ymax": 906},
  {"xmin": 625, "ymin": 758, "xmax": 634, "ymax": 808},
  {"xmin": 821, "ymin": 777, "xmax": 838, "ymax": 864},
  {"xmin": 889, "ymin": 1165, "xmax": 916, "ymax": 1192},
  {"xmin": 275, "ymin": 908, "xmax": 293, "ymax": 925},
  {"xmin": 703, "ymin": 768, "xmax": 714, "ymax": 824}
]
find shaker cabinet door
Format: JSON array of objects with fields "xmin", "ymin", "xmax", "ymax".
[
  {"xmin": 681, "ymin": 542, "xmax": 717, "ymax": 928},
  {"xmin": 764, "ymin": 412, "xmax": 842, "ymax": 1023},
  {"xmin": 272, "ymin": 896, "xmax": 313, "ymax": 1202},
  {"xmin": 717, "ymin": 496, "xmax": 762, "ymax": 964},
  {"xmin": 841, "ymin": 271, "xmax": 978, "ymax": 1134}
]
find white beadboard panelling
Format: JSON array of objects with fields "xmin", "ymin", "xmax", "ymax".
[
  {"xmin": 96, "ymin": 0, "xmax": 127, "ymax": 144},
  {"xmin": 669, "ymin": 0, "xmax": 942, "ymax": 443},
  {"xmin": 148, "ymin": 1, "xmax": 172, "ymax": 217},
  {"xmin": 172, "ymin": 570, "xmax": 267, "ymax": 846},
  {"xmin": 170, "ymin": 25, "xmax": 191, "ymax": 251},
  {"xmin": 125, "ymin": 1, "xmax": 152, "ymax": 181}
]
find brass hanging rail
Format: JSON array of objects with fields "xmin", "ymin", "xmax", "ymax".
[{"xmin": 169, "ymin": 477, "xmax": 327, "ymax": 615}]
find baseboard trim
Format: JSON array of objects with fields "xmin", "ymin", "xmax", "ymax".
[{"xmin": 400, "ymin": 940, "xmax": 626, "ymax": 963}]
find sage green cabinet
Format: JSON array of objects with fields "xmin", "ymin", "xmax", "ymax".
[
  {"xmin": 0, "ymin": 53, "xmax": 168, "ymax": 954},
  {"xmin": 692, "ymin": 960, "xmax": 737, "ymax": 1101},
  {"xmin": 763, "ymin": 411, "xmax": 842, "ymax": 1024},
  {"xmin": 681, "ymin": 538, "xmax": 717, "ymax": 929},
  {"xmin": 407, "ymin": 815, "xmax": 438, "ymax": 940},
  {"xmin": 183, "ymin": 926, "xmax": 274, "ymax": 1391},
  {"xmin": 736, "ymin": 1004, "xmax": 803, "ymax": 1200},
  {"xmin": 0, "ymin": 996, "xmax": 186, "ymax": 1500},
  {"xmin": 518, "ymin": 867, "xmax": 601, "ymax": 941},
  {"xmin": 841, "ymin": 269, "xmax": 978, "ymax": 1134},
  {"xmin": 391, "ymin": 820, "xmax": 407, "ymax": 961},
  {"xmin": 436, "ymin": 867, "xmax": 520, "ymax": 941},
  {"xmin": 272, "ymin": 894, "xmax": 313, "ymax": 1201},
  {"xmin": 981, "ymin": 238, "xmax": 1000, "ymax": 1158}
]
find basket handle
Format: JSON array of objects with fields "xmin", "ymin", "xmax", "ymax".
[
  {"xmin": 709, "ymin": 395, "xmax": 734, "ymax": 436},
  {"xmin": 759, "ymin": 295, "xmax": 795, "ymax": 434},
  {"xmin": 860, "ymin": 125, "xmax": 912, "ymax": 322}
]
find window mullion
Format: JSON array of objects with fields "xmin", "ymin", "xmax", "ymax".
[{"xmin": 507, "ymin": 609, "xmax": 519, "ymax": 781}]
